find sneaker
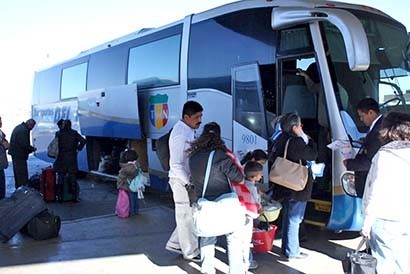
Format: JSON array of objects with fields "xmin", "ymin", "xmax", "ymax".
[
  {"xmin": 183, "ymin": 254, "xmax": 201, "ymax": 263},
  {"xmin": 248, "ymin": 260, "xmax": 258, "ymax": 270},
  {"xmin": 165, "ymin": 245, "xmax": 183, "ymax": 255},
  {"xmin": 287, "ymin": 252, "xmax": 308, "ymax": 260}
]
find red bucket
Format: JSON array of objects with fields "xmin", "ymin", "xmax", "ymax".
[{"xmin": 252, "ymin": 225, "xmax": 277, "ymax": 253}]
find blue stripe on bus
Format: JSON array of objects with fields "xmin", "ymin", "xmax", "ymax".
[
  {"xmin": 327, "ymin": 194, "xmax": 363, "ymax": 231},
  {"xmin": 79, "ymin": 115, "xmax": 142, "ymax": 139}
]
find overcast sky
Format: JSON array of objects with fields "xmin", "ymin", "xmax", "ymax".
[{"xmin": 0, "ymin": 0, "xmax": 409, "ymax": 135}]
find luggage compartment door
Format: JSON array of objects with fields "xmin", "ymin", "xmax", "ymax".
[{"xmin": 78, "ymin": 84, "xmax": 142, "ymax": 139}]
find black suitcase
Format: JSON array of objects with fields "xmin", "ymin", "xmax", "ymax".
[
  {"xmin": 0, "ymin": 186, "xmax": 47, "ymax": 242},
  {"xmin": 57, "ymin": 173, "xmax": 79, "ymax": 202},
  {"xmin": 23, "ymin": 210, "xmax": 61, "ymax": 240}
]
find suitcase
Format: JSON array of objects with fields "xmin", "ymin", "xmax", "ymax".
[
  {"xmin": 0, "ymin": 186, "xmax": 47, "ymax": 242},
  {"xmin": 23, "ymin": 209, "xmax": 61, "ymax": 240},
  {"xmin": 40, "ymin": 167, "xmax": 56, "ymax": 202},
  {"xmin": 57, "ymin": 173, "xmax": 79, "ymax": 202}
]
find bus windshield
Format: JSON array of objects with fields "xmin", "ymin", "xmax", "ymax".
[{"xmin": 323, "ymin": 9, "xmax": 410, "ymax": 132}]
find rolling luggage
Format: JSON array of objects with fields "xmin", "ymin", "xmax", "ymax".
[
  {"xmin": 23, "ymin": 209, "xmax": 61, "ymax": 240},
  {"xmin": 40, "ymin": 167, "xmax": 56, "ymax": 202},
  {"xmin": 0, "ymin": 186, "xmax": 47, "ymax": 242},
  {"xmin": 57, "ymin": 173, "xmax": 79, "ymax": 202}
]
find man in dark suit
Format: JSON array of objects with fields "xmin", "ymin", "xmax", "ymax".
[
  {"xmin": 8, "ymin": 119, "xmax": 37, "ymax": 188},
  {"xmin": 343, "ymin": 98, "xmax": 384, "ymax": 198}
]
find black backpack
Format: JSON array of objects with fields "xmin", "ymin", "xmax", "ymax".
[{"xmin": 156, "ymin": 129, "xmax": 172, "ymax": 171}]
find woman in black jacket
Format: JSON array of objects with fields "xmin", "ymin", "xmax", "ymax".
[
  {"xmin": 53, "ymin": 120, "xmax": 86, "ymax": 202},
  {"xmin": 188, "ymin": 122, "xmax": 245, "ymax": 274},
  {"xmin": 271, "ymin": 113, "xmax": 317, "ymax": 260}
]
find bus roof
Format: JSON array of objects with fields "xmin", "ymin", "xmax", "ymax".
[{"xmin": 36, "ymin": 0, "xmax": 394, "ymax": 72}]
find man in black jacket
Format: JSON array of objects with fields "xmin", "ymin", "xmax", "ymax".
[
  {"xmin": 344, "ymin": 98, "xmax": 384, "ymax": 198},
  {"xmin": 8, "ymin": 119, "xmax": 36, "ymax": 188}
]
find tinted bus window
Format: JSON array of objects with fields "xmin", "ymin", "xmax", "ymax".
[
  {"xmin": 128, "ymin": 34, "xmax": 181, "ymax": 89},
  {"xmin": 61, "ymin": 62, "xmax": 88, "ymax": 99},
  {"xmin": 278, "ymin": 26, "xmax": 312, "ymax": 55},
  {"xmin": 34, "ymin": 67, "xmax": 62, "ymax": 105},
  {"xmin": 188, "ymin": 8, "xmax": 275, "ymax": 94},
  {"xmin": 87, "ymin": 45, "xmax": 129, "ymax": 90}
]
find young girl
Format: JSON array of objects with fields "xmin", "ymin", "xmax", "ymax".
[{"xmin": 117, "ymin": 149, "xmax": 146, "ymax": 216}]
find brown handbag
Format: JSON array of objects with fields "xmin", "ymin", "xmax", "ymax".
[{"xmin": 269, "ymin": 138, "xmax": 308, "ymax": 191}]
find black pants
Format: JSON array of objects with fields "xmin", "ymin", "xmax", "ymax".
[
  {"xmin": 11, "ymin": 157, "xmax": 28, "ymax": 189},
  {"xmin": 0, "ymin": 169, "xmax": 5, "ymax": 199}
]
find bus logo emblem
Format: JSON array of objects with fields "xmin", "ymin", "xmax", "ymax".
[{"xmin": 149, "ymin": 94, "xmax": 169, "ymax": 129}]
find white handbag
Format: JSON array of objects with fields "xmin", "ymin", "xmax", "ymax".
[
  {"xmin": 192, "ymin": 150, "xmax": 246, "ymax": 237},
  {"xmin": 269, "ymin": 138, "xmax": 308, "ymax": 191}
]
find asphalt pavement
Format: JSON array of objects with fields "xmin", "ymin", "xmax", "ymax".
[{"xmin": 0, "ymin": 156, "xmax": 363, "ymax": 274}]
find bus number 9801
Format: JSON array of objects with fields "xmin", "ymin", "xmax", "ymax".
[{"xmin": 241, "ymin": 134, "xmax": 257, "ymax": 145}]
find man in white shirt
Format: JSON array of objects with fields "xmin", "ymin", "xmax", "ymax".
[{"xmin": 165, "ymin": 101, "xmax": 203, "ymax": 262}]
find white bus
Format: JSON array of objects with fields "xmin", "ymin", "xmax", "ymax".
[{"xmin": 31, "ymin": 0, "xmax": 410, "ymax": 231}]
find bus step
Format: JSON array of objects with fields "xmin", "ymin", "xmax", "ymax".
[
  {"xmin": 304, "ymin": 219, "xmax": 327, "ymax": 227},
  {"xmin": 309, "ymin": 199, "xmax": 331, "ymax": 213},
  {"xmin": 89, "ymin": 170, "xmax": 118, "ymax": 180},
  {"xmin": 305, "ymin": 199, "xmax": 330, "ymax": 227}
]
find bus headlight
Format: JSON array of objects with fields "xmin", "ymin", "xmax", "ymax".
[{"xmin": 341, "ymin": 172, "xmax": 357, "ymax": 196}]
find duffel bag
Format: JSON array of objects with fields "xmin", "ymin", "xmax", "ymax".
[{"xmin": 25, "ymin": 209, "xmax": 61, "ymax": 240}]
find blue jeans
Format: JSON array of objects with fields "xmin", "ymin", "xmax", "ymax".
[
  {"xmin": 128, "ymin": 191, "xmax": 140, "ymax": 215},
  {"xmin": 370, "ymin": 218, "xmax": 410, "ymax": 274},
  {"xmin": 200, "ymin": 227, "xmax": 248, "ymax": 274},
  {"xmin": 281, "ymin": 199, "xmax": 307, "ymax": 257}
]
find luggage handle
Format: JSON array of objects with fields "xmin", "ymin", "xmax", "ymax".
[
  {"xmin": 355, "ymin": 236, "xmax": 370, "ymax": 254},
  {"xmin": 259, "ymin": 213, "xmax": 271, "ymax": 231}
]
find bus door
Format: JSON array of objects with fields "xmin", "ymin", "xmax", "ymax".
[
  {"xmin": 78, "ymin": 84, "xmax": 142, "ymax": 139},
  {"xmin": 231, "ymin": 63, "xmax": 269, "ymax": 177},
  {"xmin": 77, "ymin": 84, "xmax": 142, "ymax": 173},
  {"xmin": 277, "ymin": 56, "xmax": 332, "ymax": 227}
]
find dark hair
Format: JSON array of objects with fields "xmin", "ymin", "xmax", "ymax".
[
  {"xmin": 187, "ymin": 122, "xmax": 225, "ymax": 155},
  {"xmin": 182, "ymin": 101, "xmax": 203, "ymax": 118},
  {"xmin": 119, "ymin": 149, "xmax": 139, "ymax": 163},
  {"xmin": 64, "ymin": 119, "xmax": 72, "ymax": 130},
  {"xmin": 26, "ymin": 119, "xmax": 36, "ymax": 126},
  {"xmin": 280, "ymin": 113, "xmax": 301, "ymax": 135},
  {"xmin": 306, "ymin": 63, "xmax": 320, "ymax": 83},
  {"xmin": 240, "ymin": 149, "xmax": 268, "ymax": 165},
  {"xmin": 244, "ymin": 161, "xmax": 263, "ymax": 179},
  {"xmin": 57, "ymin": 119, "xmax": 64, "ymax": 128},
  {"xmin": 380, "ymin": 112, "xmax": 410, "ymax": 142},
  {"xmin": 356, "ymin": 98, "xmax": 379, "ymax": 114}
]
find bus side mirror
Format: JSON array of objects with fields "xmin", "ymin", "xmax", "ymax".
[{"xmin": 271, "ymin": 7, "xmax": 370, "ymax": 71}]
